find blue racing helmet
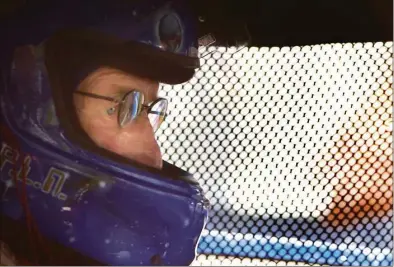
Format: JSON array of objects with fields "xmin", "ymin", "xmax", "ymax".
[{"xmin": 0, "ymin": 0, "xmax": 213, "ymax": 265}]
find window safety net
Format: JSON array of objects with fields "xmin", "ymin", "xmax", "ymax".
[{"xmin": 157, "ymin": 42, "xmax": 393, "ymax": 266}]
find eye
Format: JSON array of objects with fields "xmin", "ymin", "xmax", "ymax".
[
  {"xmin": 158, "ymin": 13, "xmax": 183, "ymax": 52},
  {"xmin": 107, "ymin": 106, "xmax": 116, "ymax": 115}
]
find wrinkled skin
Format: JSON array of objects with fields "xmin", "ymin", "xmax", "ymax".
[{"xmin": 73, "ymin": 67, "xmax": 164, "ymax": 169}]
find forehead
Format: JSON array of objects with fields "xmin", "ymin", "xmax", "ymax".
[{"xmin": 80, "ymin": 67, "xmax": 159, "ymax": 101}]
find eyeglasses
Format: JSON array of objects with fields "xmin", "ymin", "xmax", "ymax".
[{"xmin": 74, "ymin": 90, "xmax": 168, "ymax": 132}]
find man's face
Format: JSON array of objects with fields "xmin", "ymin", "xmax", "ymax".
[{"xmin": 73, "ymin": 67, "xmax": 163, "ymax": 169}]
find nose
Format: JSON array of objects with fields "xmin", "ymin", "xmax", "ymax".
[{"xmin": 122, "ymin": 113, "xmax": 163, "ymax": 169}]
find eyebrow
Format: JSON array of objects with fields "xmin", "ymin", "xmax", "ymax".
[
  {"xmin": 74, "ymin": 91, "xmax": 119, "ymax": 103},
  {"xmin": 112, "ymin": 88, "xmax": 129, "ymax": 100}
]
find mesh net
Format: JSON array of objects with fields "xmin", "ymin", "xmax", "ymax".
[{"xmin": 157, "ymin": 42, "xmax": 393, "ymax": 266}]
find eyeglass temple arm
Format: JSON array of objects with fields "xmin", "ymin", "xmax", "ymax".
[
  {"xmin": 74, "ymin": 91, "xmax": 119, "ymax": 103},
  {"xmin": 148, "ymin": 111, "xmax": 166, "ymax": 116}
]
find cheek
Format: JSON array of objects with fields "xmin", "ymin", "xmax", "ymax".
[
  {"xmin": 78, "ymin": 110, "xmax": 119, "ymax": 147},
  {"xmin": 81, "ymin": 116, "xmax": 145, "ymax": 157},
  {"xmin": 106, "ymin": 125, "xmax": 160, "ymax": 157},
  {"xmin": 76, "ymin": 108, "xmax": 162, "ymax": 168},
  {"xmin": 109, "ymin": 131, "xmax": 138, "ymax": 151}
]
